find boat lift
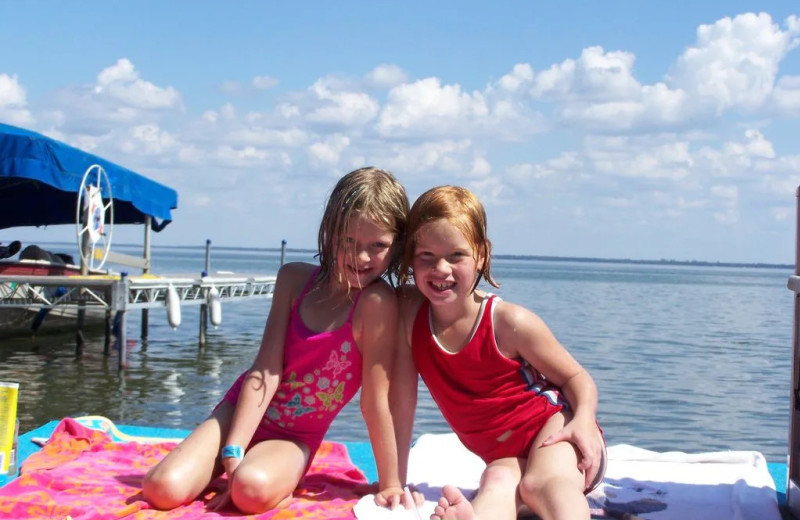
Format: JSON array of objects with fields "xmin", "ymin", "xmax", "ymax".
[
  {"xmin": 0, "ymin": 124, "xmax": 279, "ymax": 368},
  {"xmin": 0, "ymin": 269, "xmax": 276, "ymax": 369}
]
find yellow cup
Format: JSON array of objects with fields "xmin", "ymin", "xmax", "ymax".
[{"xmin": 0, "ymin": 382, "xmax": 19, "ymax": 475}]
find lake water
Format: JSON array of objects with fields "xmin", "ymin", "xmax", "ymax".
[{"xmin": 0, "ymin": 245, "xmax": 793, "ymax": 462}]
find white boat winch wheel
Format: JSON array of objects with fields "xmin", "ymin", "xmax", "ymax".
[{"xmin": 76, "ymin": 164, "xmax": 114, "ymax": 271}]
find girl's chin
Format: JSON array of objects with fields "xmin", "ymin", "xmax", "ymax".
[{"xmin": 343, "ymin": 268, "xmax": 377, "ymax": 287}]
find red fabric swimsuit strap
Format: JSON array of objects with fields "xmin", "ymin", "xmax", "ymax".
[
  {"xmin": 414, "ymin": 298, "xmax": 431, "ymax": 336},
  {"xmin": 484, "ymin": 294, "xmax": 498, "ymax": 322},
  {"xmin": 478, "ymin": 294, "xmax": 498, "ymax": 347}
]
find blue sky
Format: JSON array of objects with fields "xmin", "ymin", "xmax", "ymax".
[{"xmin": 1, "ymin": 1, "xmax": 799, "ymax": 264}]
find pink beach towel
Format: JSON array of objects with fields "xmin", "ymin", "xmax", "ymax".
[{"xmin": 0, "ymin": 418, "xmax": 367, "ymax": 520}]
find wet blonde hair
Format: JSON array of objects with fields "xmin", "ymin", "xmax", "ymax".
[
  {"xmin": 400, "ymin": 185, "xmax": 498, "ymax": 291},
  {"xmin": 317, "ymin": 167, "xmax": 409, "ymax": 287}
]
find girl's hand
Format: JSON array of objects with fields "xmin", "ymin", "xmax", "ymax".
[
  {"xmin": 207, "ymin": 489, "xmax": 232, "ymax": 511},
  {"xmin": 540, "ymin": 416, "xmax": 604, "ymax": 491},
  {"xmin": 208, "ymin": 457, "xmax": 242, "ymax": 511},
  {"xmin": 373, "ymin": 486, "xmax": 405, "ymax": 509},
  {"xmin": 222, "ymin": 455, "xmax": 242, "ymax": 475},
  {"xmin": 352, "ymin": 481, "xmax": 379, "ymax": 495}
]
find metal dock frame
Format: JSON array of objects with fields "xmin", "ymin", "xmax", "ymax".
[
  {"xmin": 0, "ymin": 273, "xmax": 276, "ymax": 369},
  {"xmin": 789, "ymin": 185, "xmax": 800, "ymax": 516}
]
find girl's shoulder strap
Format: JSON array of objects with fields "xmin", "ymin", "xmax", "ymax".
[
  {"xmin": 480, "ymin": 292, "xmax": 499, "ymax": 308},
  {"xmin": 344, "ymin": 278, "xmax": 389, "ymax": 323},
  {"xmin": 293, "ymin": 265, "xmax": 321, "ymax": 309},
  {"xmin": 485, "ymin": 292, "xmax": 502, "ymax": 321}
]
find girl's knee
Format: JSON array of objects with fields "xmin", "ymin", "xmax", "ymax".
[
  {"xmin": 230, "ymin": 465, "xmax": 292, "ymax": 513},
  {"xmin": 518, "ymin": 473, "xmax": 582, "ymax": 511},
  {"xmin": 142, "ymin": 466, "xmax": 194, "ymax": 510},
  {"xmin": 480, "ymin": 463, "xmax": 519, "ymax": 492}
]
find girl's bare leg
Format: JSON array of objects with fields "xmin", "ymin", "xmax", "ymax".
[
  {"xmin": 228, "ymin": 437, "xmax": 309, "ymax": 513},
  {"xmin": 518, "ymin": 411, "xmax": 589, "ymax": 520},
  {"xmin": 142, "ymin": 402, "xmax": 233, "ymax": 509},
  {"xmin": 432, "ymin": 458, "xmax": 521, "ymax": 520},
  {"xmin": 143, "ymin": 399, "xmax": 310, "ymax": 514}
]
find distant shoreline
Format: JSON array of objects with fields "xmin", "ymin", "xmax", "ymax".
[
  {"xmin": 491, "ymin": 254, "xmax": 793, "ymax": 270},
  {"xmin": 25, "ymin": 241, "xmax": 792, "ymax": 270}
]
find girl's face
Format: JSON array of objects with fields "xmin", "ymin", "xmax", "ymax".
[
  {"xmin": 335, "ymin": 213, "xmax": 395, "ymax": 289},
  {"xmin": 412, "ymin": 218, "xmax": 482, "ymax": 305}
]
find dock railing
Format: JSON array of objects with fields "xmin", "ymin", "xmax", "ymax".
[{"xmin": 0, "ymin": 270, "xmax": 276, "ymax": 370}]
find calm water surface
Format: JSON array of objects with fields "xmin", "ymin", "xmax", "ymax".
[{"xmin": 0, "ymin": 246, "xmax": 793, "ymax": 462}]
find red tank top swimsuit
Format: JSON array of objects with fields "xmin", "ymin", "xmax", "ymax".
[
  {"xmin": 220, "ymin": 267, "xmax": 363, "ymax": 468},
  {"xmin": 412, "ymin": 295, "xmax": 567, "ymax": 463}
]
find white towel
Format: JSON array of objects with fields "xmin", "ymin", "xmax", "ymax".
[
  {"xmin": 353, "ymin": 433, "xmax": 782, "ymax": 520},
  {"xmin": 354, "ymin": 433, "xmax": 474, "ymax": 519},
  {"xmin": 590, "ymin": 444, "xmax": 781, "ymax": 520}
]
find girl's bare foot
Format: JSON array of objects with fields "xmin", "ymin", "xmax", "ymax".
[{"xmin": 432, "ymin": 485, "xmax": 478, "ymax": 520}]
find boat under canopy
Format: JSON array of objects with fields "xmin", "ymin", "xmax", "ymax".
[{"xmin": 0, "ymin": 123, "xmax": 177, "ymax": 230}]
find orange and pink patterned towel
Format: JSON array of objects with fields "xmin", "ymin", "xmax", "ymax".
[{"xmin": 0, "ymin": 418, "xmax": 368, "ymax": 520}]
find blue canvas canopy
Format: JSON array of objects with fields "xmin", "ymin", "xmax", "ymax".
[{"xmin": 0, "ymin": 123, "xmax": 178, "ymax": 230}]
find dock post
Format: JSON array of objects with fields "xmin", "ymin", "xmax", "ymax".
[
  {"xmin": 280, "ymin": 239, "xmax": 287, "ymax": 266},
  {"xmin": 114, "ymin": 273, "xmax": 130, "ymax": 371},
  {"xmin": 199, "ymin": 239, "xmax": 211, "ymax": 346},
  {"xmin": 141, "ymin": 216, "xmax": 152, "ymax": 345},
  {"xmin": 103, "ymin": 310, "xmax": 112, "ymax": 355},
  {"xmin": 76, "ymin": 218, "xmax": 90, "ymax": 356}
]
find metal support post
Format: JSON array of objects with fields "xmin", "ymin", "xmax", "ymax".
[
  {"xmin": 113, "ymin": 273, "xmax": 130, "ymax": 371},
  {"xmin": 141, "ymin": 216, "xmax": 151, "ymax": 345},
  {"xmin": 789, "ymin": 185, "xmax": 800, "ymax": 517},
  {"xmin": 199, "ymin": 239, "xmax": 211, "ymax": 346},
  {"xmin": 76, "ymin": 213, "xmax": 90, "ymax": 356},
  {"xmin": 104, "ymin": 310, "xmax": 112, "ymax": 355}
]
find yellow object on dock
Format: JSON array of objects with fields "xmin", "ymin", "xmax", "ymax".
[{"xmin": 0, "ymin": 382, "xmax": 19, "ymax": 475}]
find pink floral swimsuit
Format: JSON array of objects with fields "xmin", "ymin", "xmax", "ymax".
[{"xmin": 220, "ymin": 268, "xmax": 363, "ymax": 468}]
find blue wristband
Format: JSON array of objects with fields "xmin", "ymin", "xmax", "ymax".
[{"xmin": 221, "ymin": 444, "xmax": 244, "ymax": 460}]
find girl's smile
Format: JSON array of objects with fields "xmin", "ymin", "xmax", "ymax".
[
  {"xmin": 412, "ymin": 219, "xmax": 482, "ymax": 304},
  {"xmin": 336, "ymin": 214, "xmax": 395, "ymax": 289}
]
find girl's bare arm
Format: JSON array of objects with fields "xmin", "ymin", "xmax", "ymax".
[
  {"xmin": 223, "ymin": 263, "xmax": 307, "ymax": 460},
  {"xmin": 495, "ymin": 301, "xmax": 602, "ymax": 485},
  {"xmin": 390, "ymin": 286, "xmax": 422, "ymax": 484},
  {"xmin": 356, "ymin": 282, "xmax": 404, "ymax": 504}
]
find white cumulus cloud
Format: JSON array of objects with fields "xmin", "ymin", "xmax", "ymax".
[
  {"xmin": 307, "ymin": 78, "xmax": 379, "ymax": 126},
  {"xmin": 120, "ymin": 124, "xmax": 178, "ymax": 155},
  {"xmin": 771, "ymin": 75, "xmax": 800, "ymax": 114},
  {"xmin": 366, "ymin": 65, "xmax": 408, "ymax": 87},
  {"xmin": 532, "ymin": 46, "xmax": 642, "ymax": 102},
  {"xmin": 669, "ymin": 12, "xmax": 800, "ymax": 113},
  {"xmin": 498, "ymin": 64, "xmax": 534, "ymax": 92},
  {"xmin": 94, "ymin": 58, "xmax": 182, "ymax": 110},
  {"xmin": 309, "ymin": 134, "xmax": 350, "ymax": 166},
  {"xmin": 378, "ymin": 77, "xmax": 489, "ymax": 136},
  {"xmin": 0, "ymin": 73, "xmax": 34, "ymax": 124}
]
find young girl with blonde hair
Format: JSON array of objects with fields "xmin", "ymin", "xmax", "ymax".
[{"xmin": 144, "ymin": 167, "xmax": 410, "ymax": 513}]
